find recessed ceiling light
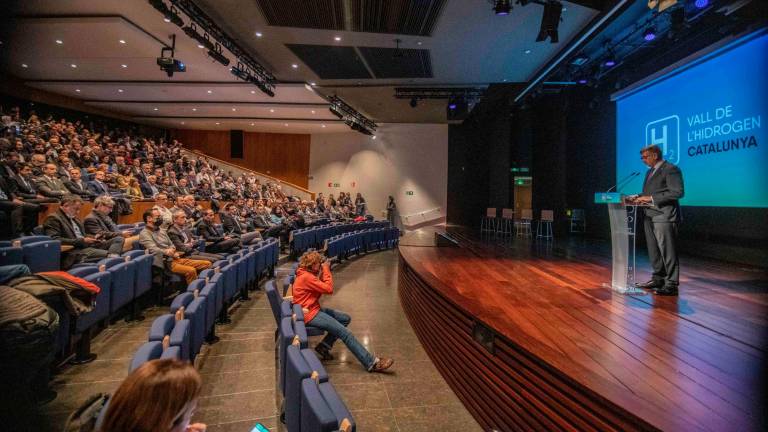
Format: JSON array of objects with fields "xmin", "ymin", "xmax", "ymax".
[
  {"xmin": 192, "ymin": 108, "xmax": 197, "ymax": 111},
  {"xmin": 55, "ymin": 39, "xmax": 63, "ymax": 44},
  {"xmin": 207, "ymin": 90, "xmax": 212, "ymax": 94},
  {"xmin": 21, "ymin": 63, "xmax": 28, "ymax": 68},
  {"xmin": 121, "ymin": 64, "xmax": 128, "ymax": 68},
  {"xmin": 164, "ymin": 17, "xmax": 171, "ymax": 23},
  {"xmin": 255, "ymin": 32, "xmax": 263, "ymax": 37},
  {"xmin": 118, "ymin": 89, "xmax": 124, "ymax": 93},
  {"xmin": 502, "ymin": 79, "xmax": 507, "ymax": 82},
  {"xmin": 284, "ymin": 123, "xmax": 288, "ymax": 126},
  {"xmin": 70, "ymin": 64, "xmax": 77, "ymax": 68},
  {"xmin": 321, "ymin": 124, "xmax": 326, "ymax": 128},
  {"xmin": 181, "ymin": 121, "xmax": 185, "ymax": 125},
  {"xmin": 269, "ymin": 109, "xmax": 275, "ymax": 113},
  {"xmin": 291, "ymin": 64, "xmax": 298, "ymax": 69},
  {"xmin": 215, "ymin": 122, "xmax": 220, "ymax": 125},
  {"xmin": 372, "ymin": 135, "xmax": 377, "ymax": 140},
  {"xmin": 119, "ymin": 39, "xmax": 126, "ymax": 44},
  {"xmin": 197, "ymin": 44, "xmax": 205, "ymax": 49},
  {"xmin": 334, "ymin": 36, "xmax": 341, "ymax": 41},
  {"xmin": 75, "ymin": 89, "xmax": 81, "ymax": 92},
  {"xmin": 250, "ymin": 122, "xmax": 255, "ymax": 126},
  {"xmin": 310, "ymin": 82, "xmax": 317, "ymax": 86},
  {"xmin": 153, "ymin": 107, "xmax": 158, "ymax": 111},
  {"xmin": 250, "ymin": 90, "xmax": 256, "ymax": 94},
  {"xmin": 232, "ymin": 108, "xmax": 236, "ymax": 111},
  {"xmin": 417, "ymin": 41, "xmax": 422, "ymax": 45},
  {"xmin": 524, "ymin": 49, "xmax": 531, "ymax": 54},
  {"xmin": 562, "ymin": 7, "xmax": 567, "ymax": 12},
  {"xmin": 311, "ymin": 110, "xmax": 315, "ymax": 114}
]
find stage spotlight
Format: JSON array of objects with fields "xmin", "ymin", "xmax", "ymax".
[
  {"xmin": 207, "ymin": 45, "xmax": 230, "ymax": 66},
  {"xmin": 329, "ymin": 104, "xmax": 345, "ymax": 119},
  {"xmin": 643, "ymin": 27, "xmax": 656, "ymax": 41},
  {"xmin": 493, "ymin": 0, "xmax": 512, "ymax": 15},
  {"xmin": 694, "ymin": 0, "xmax": 708, "ymax": 8},
  {"xmin": 166, "ymin": 6, "xmax": 184, "ymax": 27},
  {"xmin": 230, "ymin": 65, "xmax": 249, "ymax": 81},
  {"xmin": 604, "ymin": 58, "xmax": 616, "ymax": 67},
  {"xmin": 447, "ymin": 96, "xmax": 468, "ymax": 120},
  {"xmin": 578, "ymin": 79, "xmax": 588, "ymax": 84},
  {"xmin": 536, "ymin": 1, "xmax": 563, "ymax": 43},
  {"xmin": 183, "ymin": 25, "xmax": 215, "ymax": 51},
  {"xmin": 409, "ymin": 97, "xmax": 418, "ymax": 108}
]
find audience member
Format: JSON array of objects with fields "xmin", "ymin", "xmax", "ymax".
[
  {"xmin": 292, "ymin": 251, "xmax": 394, "ymax": 373},
  {"xmin": 167, "ymin": 211, "xmax": 223, "ymax": 263},
  {"xmin": 196, "ymin": 209, "xmax": 241, "ymax": 254},
  {"xmin": 98, "ymin": 359, "xmax": 206, "ymax": 432},
  {"xmin": 138, "ymin": 209, "xmax": 211, "ymax": 284},
  {"xmin": 83, "ymin": 195, "xmax": 138, "ymax": 252}
]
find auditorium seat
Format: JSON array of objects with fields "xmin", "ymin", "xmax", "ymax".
[
  {"xmin": 122, "ymin": 250, "xmax": 154, "ymax": 299},
  {"xmin": 0, "ymin": 243, "xmax": 23, "ymax": 266},
  {"xmin": 17, "ymin": 236, "xmax": 61, "ymax": 272},
  {"xmin": 148, "ymin": 314, "xmax": 191, "ymax": 362},
  {"xmin": 129, "ymin": 340, "xmax": 182, "ymax": 372},
  {"xmin": 67, "ymin": 265, "xmax": 112, "ymax": 364},
  {"xmin": 292, "ymin": 303, "xmax": 325, "ymax": 337},
  {"xmin": 284, "ymin": 343, "xmax": 329, "ymax": 432},
  {"xmin": 300, "ymin": 378, "xmax": 355, "ymax": 432},
  {"xmin": 170, "ymin": 292, "xmax": 207, "ymax": 360},
  {"xmin": 279, "ymin": 315, "xmax": 308, "ymax": 394},
  {"xmin": 98, "ymin": 257, "xmax": 136, "ymax": 316}
]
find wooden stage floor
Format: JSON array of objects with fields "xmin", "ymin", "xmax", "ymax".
[{"xmin": 397, "ymin": 226, "xmax": 767, "ymax": 432}]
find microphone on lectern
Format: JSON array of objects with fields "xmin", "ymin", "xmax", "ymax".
[{"xmin": 606, "ymin": 172, "xmax": 639, "ymax": 193}]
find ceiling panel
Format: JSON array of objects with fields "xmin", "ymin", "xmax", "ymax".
[
  {"xmin": 286, "ymin": 44, "xmax": 372, "ymax": 80},
  {"xmin": 84, "ymin": 101, "xmax": 336, "ymax": 120},
  {"xmin": 254, "ymin": 0, "xmax": 345, "ymax": 30},
  {"xmin": 358, "ymin": 47, "xmax": 432, "ymax": 79},
  {"xmin": 143, "ymin": 118, "xmax": 350, "ymax": 134},
  {"xmin": 350, "ymin": 0, "xmax": 447, "ymax": 36}
]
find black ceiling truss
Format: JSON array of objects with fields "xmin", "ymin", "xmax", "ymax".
[
  {"xmin": 149, "ymin": 0, "xmax": 277, "ymax": 96},
  {"xmin": 328, "ymin": 96, "xmax": 377, "ymax": 135},
  {"xmin": 394, "ymin": 87, "xmax": 485, "ymax": 104}
]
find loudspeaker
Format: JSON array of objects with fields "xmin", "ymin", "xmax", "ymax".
[{"xmin": 230, "ymin": 130, "xmax": 243, "ymax": 158}]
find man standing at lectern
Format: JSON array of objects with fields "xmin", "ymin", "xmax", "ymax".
[{"xmin": 629, "ymin": 144, "xmax": 684, "ymax": 296}]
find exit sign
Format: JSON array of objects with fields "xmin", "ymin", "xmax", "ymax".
[{"xmin": 405, "ymin": 191, "xmax": 414, "ymax": 196}]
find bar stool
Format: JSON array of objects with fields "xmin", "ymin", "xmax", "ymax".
[
  {"xmin": 481, "ymin": 208, "xmax": 497, "ymax": 232},
  {"xmin": 537, "ymin": 210, "xmax": 554, "ymax": 240},
  {"xmin": 500, "ymin": 208, "xmax": 515, "ymax": 236},
  {"xmin": 516, "ymin": 209, "xmax": 532, "ymax": 237}
]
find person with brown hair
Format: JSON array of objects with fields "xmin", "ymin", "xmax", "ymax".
[
  {"xmin": 98, "ymin": 359, "xmax": 206, "ymax": 432},
  {"xmin": 292, "ymin": 251, "xmax": 394, "ymax": 372}
]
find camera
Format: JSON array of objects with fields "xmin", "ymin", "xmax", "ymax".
[{"xmin": 156, "ymin": 57, "xmax": 186, "ymax": 77}]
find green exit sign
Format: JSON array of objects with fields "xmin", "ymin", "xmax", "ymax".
[
  {"xmin": 405, "ymin": 191, "xmax": 414, "ymax": 196},
  {"xmin": 510, "ymin": 167, "xmax": 530, "ymax": 173}
]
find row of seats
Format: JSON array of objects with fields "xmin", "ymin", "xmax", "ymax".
[
  {"xmin": 290, "ymin": 221, "xmax": 392, "ymax": 255},
  {"xmin": 266, "ymin": 280, "xmax": 354, "ymax": 432},
  {"xmin": 0, "ymin": 235, "xmax": 62, "ymax": 273},
  {"xmin": 325, "ymin": 227, "xmax": 400, "ymax": 262},
  {"xmin": 128, "ymin": 238, "xmax": 280, "ymax": 370}
]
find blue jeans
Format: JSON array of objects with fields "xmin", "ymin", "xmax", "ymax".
[
  {"xmin": 0, "ymin": 264, "xmax": 31, "ymax": 285},
  {"xmin": 309, "ymin": 307, "xmax": 375, "ymax": 370}
]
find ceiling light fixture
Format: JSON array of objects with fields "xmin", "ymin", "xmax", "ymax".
[
  {"xmin": 251, "ymin": 90, "xmax": 256, "ymax": 94},
  {"xmin": 524, "ymin": 49, "xmax": 532, "ymax": 54},
  {"xmin": 311, "ymin": 110, "xmax": 316, "ymax": 114},
  {"xmin": 181, "ymin": 121, "xmax": 185, "ymax": 125},
  {"xmin": 270, "ymin": 109, "xmax": 275, "ymax": 113},
  {"xmin": 232, "ymin": 108, "xmax": 236, "ymax": 111},
  {"xmin": 192, "ymin": 108, "xmax": 197, "ymax": 111},
  {"xmin": 321, "ymin": 124, "xmax": 326, "ymax": 128},
  {"xmin": 118, "ymin": 89, "xmax": 124, "ymax": 92},
  {"xmin": 493, "ymin": 0, "xmax": 512, "ymax": 15},
  {"xmin": 643, "ymin": 26, "xmax": 656, "ymax": 41},
  {"xmin": 56, "ymin": 39, "xmax": 63, "ymax": 44},
  {"xmin": 183, "ymin": 23, "xmax": 215, "ymax": 51},
  {"xmin": 334, "ymin": 36, "xmax": 341, "ymax": 41},
  {"xmin": 121, "ymin": 64, "xmax": 128, "ymax": 68},
  {"xmin": 21, "ymin": 63, "xmax": 28, "ymax": 68},
  {"xmin": 207, "ymin": 43, "xmax": 230, "ymax": 66},
  {"xmin": 75, "ymin": 89, "xmax": 81, "ymax": 92},
  {"xmin": 215, "ymin": 122, "xmax": 220, "ymax": 125},
  {"xmin": 310, "ymin": 82, "xmax": 317, "ymax": 86},
  {"xmin": 250, "ymin": 122, "xmax": 255, "ymax": 126},
  {"xmin": 284, "ymin": 123, "xmax": 288, "ymax": 126},
  {"xmin": 255, "ymin": 32, "xmax": 263, "ymax": 37},
  {"xmin": 153, "ymin": 107, "xmax": 159, "ymax": 111},
  {"xmin": 207, "ymin": 90, "xmax": 212, "ymax": 94},
  {"xmin": 291, "ymin": 64, "xmax": 298, "ymax": 69},
  {"xmin": 119, "ymin": 39, "xmax": 126, "ymax": 44}
]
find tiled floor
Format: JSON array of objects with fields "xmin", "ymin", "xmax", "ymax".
[{"xmin": 39, "ymin": 250, "xmax": 481, "ymax": 432}]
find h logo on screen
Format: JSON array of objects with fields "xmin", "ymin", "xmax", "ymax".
[{"xmin": 645, "ymin": 115, "xmax": 680, "ymax": 164}]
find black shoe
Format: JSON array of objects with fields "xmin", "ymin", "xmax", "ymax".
[
  {"xmin": 315, "ymin": 344, "xmax": 334, "ymax": 361},
  {"xmin": 654, "ymin": 286, "xmax": 679, "ymax": 296},
  {"xmin": 636, "ymin": 279, "xmax": 665, "ymax": 289}
]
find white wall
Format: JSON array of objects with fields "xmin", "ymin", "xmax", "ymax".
[{"xmin": 309, "ymin": 123, "xmax": 448, "ymax": 228}]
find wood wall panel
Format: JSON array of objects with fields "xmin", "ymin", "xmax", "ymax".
[{"xmin": 171, "ymin": 129, "xmax": 310, "ymax": 188}]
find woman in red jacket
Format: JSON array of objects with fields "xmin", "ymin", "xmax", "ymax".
[{"xmin": 292, "ymin": 251, "xmax": 393, "ymax": 373}]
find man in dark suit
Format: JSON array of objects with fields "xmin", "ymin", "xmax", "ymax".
[
  {"xmin": 167, "ymin": 210, "xmax": 223, "ymax": 262},
  {"xmin": 629, "ymin": 144, "xmax": 684, "ymax": 296},
  {"xmin": 42, "ymin": 195, "xmax": 115, "ymax": 269},
  {"xmin": 174, "ymin": 177, "xmax": 193, "ymax": 197},
  {"xmin": 0, "ymin": 175, "xmax": 42, "ymax": 238},
  {"xmin": 64, "ymin": 168, "xmax": 98, "ymax": 200},
  {"xmin": 83, "ymin": 195, "xmax": 136, "ymax": 253},
  {"xmin": 196, "ymin": 209, "xmax": 240, "ymax": 254},
  {"xmin": 220, "ymin": 203, "xmax": 262, "ymax": 245},
  {"xmin": 35, "ymin": 163, "xmax": 69, "ymax": 200},
  {"xmin": 9, "ymin": 163, "xmax": 57, "ymax": 204}
]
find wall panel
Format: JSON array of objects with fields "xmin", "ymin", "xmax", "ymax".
[{"xmin": 171, "ymin": 129, "xmax": 310, "ymax": 188}]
